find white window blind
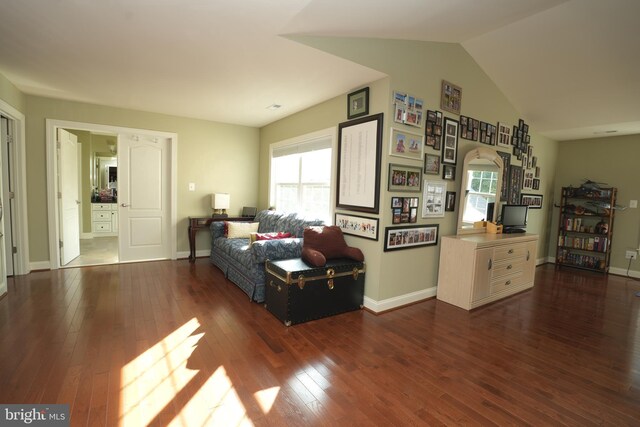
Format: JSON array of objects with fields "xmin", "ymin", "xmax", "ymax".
[{"xmin": 270, "ymin": 134, "xmax": 333, "ymax": 223}]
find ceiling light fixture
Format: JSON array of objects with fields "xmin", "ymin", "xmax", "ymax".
[{"xmin": 266, "ymin": 104, "xmax": 282, "ymax": 111}]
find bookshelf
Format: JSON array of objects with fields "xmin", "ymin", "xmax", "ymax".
[{"xmin": 556, "ymin": 186, "xmax": 616, "ymax": 273}]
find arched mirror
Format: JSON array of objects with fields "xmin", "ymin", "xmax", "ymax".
[{"xmin": 457, "ymin": 147, "xmax": 504, "ymax": 235}]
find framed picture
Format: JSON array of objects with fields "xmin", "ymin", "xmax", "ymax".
[
  {"xmin": 521, "ymin": 193, "xmax": 543, "ymax": 209},
  {"xmin": 460, "ymin": 116, "xmax": 478, "ymax": 141},
  {"xmin": 393, "ymin": 102, "xmax": 406, "ymax": 124},
  {"xmin": 440, "ymin": 80, "xmax": 462, "ymax": 115},
  {"xmin": 391, "ymin": 197, "xmax": 419, "ymax": 224},
  {"xmin": 347, "ymin": 87, "xmax": 369, "ymax": 119},
  {"xmin": 393, "ymin": 90, "xmax": 424, "ymax": 128},
  {"xmin": 422, "ymin": 180, "xmax": 446, "ymax": 218},
  {"xmin": 388, "ymin": 163, "xmax": 422, "ymax": 192},
  {"xmin": 479, "ymin": 121, "xmax": 496, "ymax": 145},
  {"xmin": 424, "ymin": 153, "xmax": 440, "ymax": 175},
  {"xmin": 442, "ymin": 164, "xmax": 456, "ymax": 181},
  {"xmin": 390, "ymin": 128, "xmax": 424, "ymax": 160},
  {"xmin": 335, "ymin": 212, "xmax": 379, "ymax": 240},
  {"xmin": 497, "ymin": 122, "xmax": 511, "ymax": 148},
  {"xmin": 508, "ymin": 165, "xmax": 523, "ymax": 205},
  {"xmin": 336, "ymin": 113, "xmax": 383, "ymax": 213},
  {"xmin": 384, "ymin": 224, "xmax": 439, "ymax": 252},
  {"xmin": 442, "ymin": 117, "xmax": 459, "ymax": 165},
  {"xmin": 445, "ymin": 191, "xmax": 456, "ymax": 212},
  {"xmin": 497, "ymin": 151, "xmax": 511, "ymax": 201}
]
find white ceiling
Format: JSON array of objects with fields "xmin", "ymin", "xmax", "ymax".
[{"xmin": 0, "ymin": 0, "xmax": 638, "ymax": 140}]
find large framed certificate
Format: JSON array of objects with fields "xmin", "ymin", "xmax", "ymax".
[{"xmin": 336, "ymin": 113, "xmax": 383, "ymax": 214}]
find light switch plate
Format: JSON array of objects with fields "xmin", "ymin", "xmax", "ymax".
[
  {"xmin": 630, "ymin": 200, "xmax": 638, "ymax": 208},
  {"xmin": 188, "ymin": 182, "xmax": 195, "ymax": 191}
]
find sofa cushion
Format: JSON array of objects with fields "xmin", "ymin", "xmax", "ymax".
[
  {"xmin": 301, "ymin": 225, "xmax": 365, "ymax": 267},
  {"xmin": 250, "ymin": 231, "xmax": 292, "ymax": 244},
  {"xmin": 226, "ymin": 221, "xmax": 259, "ymax": 238}
]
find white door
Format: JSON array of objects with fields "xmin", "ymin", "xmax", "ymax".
[
  {"xmin": 58, "ymin": 129, "xmax": 81, "ymax": 265},
  {"xmin": 118, "ymin": 134, "xmax": 171, "ymax": 262},
  {"xmin": 1, "ymin": 116, "xmax": 14, "ymax": 276}
]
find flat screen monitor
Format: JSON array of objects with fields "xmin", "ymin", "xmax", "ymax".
[{"xmin": 501, "ymin": 204, "xmax": 528, "ymax": 233}]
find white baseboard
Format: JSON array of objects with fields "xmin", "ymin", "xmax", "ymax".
[
  {"xmin": 609, "ymin": 266, "xmax": 640, "ymax": 278},
  {"xmin": 30, "ymin": 261, "xmax": 51, "ymax": 271},
  {"xmin": 364, "ymin": 286, "xmax": 437, "ymax": 313}
]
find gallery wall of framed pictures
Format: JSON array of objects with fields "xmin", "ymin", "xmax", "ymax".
[{"xmin": 335, "ymin": 84, "xmax": 544, "ymax": 249}]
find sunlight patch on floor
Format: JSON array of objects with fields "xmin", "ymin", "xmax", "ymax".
[
  {"xmin": 119, "ymin": 318, "xmax": 280, "ymax": 426},
  {"xmin": 120, "ymin": 318, "xmax": 203, "ymax": 425}
]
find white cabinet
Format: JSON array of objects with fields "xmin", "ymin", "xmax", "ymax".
[
  {"xmin": 91, "ymin": 203, "xmax": 118, "ymax": 236},
  {"xmin": 437, "ymin": 233, "xmax": 538, "ymax": 310}
]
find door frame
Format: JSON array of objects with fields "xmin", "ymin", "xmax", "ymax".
[
  {"xmin": 46, "ymin": 119, "xmax": 178, "ymax": 269},
  {"xmin": 0, "ymin": 99, "xmax": 29, "ymax": 275}
]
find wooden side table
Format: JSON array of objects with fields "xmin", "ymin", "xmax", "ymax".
[{"xmin": 188, "ymin": 216, "xmax": 254, "ymax": 262}]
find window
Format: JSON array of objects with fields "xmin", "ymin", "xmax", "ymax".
[
  {"xmin": 463, "ymin": 170, "xmax": 498, "ymax": 223},
  {"xmin": 270, "ymin": 130, "xmax": 335, "ymax": 223}
]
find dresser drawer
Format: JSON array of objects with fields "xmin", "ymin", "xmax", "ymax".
[
  {"xmin": 92, "ymin": 211, "xmax": 111, "ymax": 221},
  {"xmin": 492, "ymin": 259, "xmax": 525, "ymax": 278},
  {"xmin": 92, "ymin": 203, "xmax": 113, "ymax": 211},
  {"xmin": 494, "ymin": 243, "xmax": 528, "ymax": 261},
  {"xmin": 93, "ymin": 222, "xmax": 112, "ymax": 232}
]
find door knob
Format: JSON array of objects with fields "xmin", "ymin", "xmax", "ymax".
[{"xmin": 121, "ymin": 203, "xmax": 130, "ymax": 207}]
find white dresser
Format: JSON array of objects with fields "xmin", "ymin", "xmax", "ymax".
[
  {"xmin": 437, "ymin": 233, "xmax": 538, "ymax": 310},
  {"xmin": 91, "ymin": 203, "xmax": 118, "ymax": 236}
]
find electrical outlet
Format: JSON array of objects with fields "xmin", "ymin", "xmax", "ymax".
[{"xmin": 625, "ymin": 250, "xmax": 638, "ymax": 260}]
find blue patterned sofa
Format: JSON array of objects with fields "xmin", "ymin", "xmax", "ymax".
[{"xmin": 210, "ymin": 210, "xmax": 324, "ymax": 302}]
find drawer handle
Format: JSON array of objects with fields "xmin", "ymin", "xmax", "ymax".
[
  {"xmin": 508, "ymin": 249, "xmax": 514, "ymax": 254},
  {"xmin": 488, "ymin": 259, "xmax": 492, "ymax": 270},
  {"xmin": 527, "ymin": 250, "xmax": 530, "ymax": 261},
  {"xmin": 507, "ymin": 264, "xmax": 512, "ymax": 270},
  {"xmin": 505, "ymin": 280, "xmax": 511, "ymax": 286},
  {"xmin": 327, "ymin": 279, "xmax": 334, "ymax": 290}
]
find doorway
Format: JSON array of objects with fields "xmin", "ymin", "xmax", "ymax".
[
  {"xmin": 46, "ymin": 120, "xmax": 177, "ymax": 270},
  {"xmin": 0, "ymin": 99, "xmax": 29, "ymax": 279}
]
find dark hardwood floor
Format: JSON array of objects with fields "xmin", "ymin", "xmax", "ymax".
[{"xmin": 1, "ymin": 260, "xmax": 639, "ymax": 426}]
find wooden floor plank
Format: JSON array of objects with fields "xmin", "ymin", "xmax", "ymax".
[{"xmin": 1, "ymin": 261, "xmax": 640, "ymax": 426}]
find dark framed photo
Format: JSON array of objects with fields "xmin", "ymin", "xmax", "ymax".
[
  {"xmin": 388, "ymin": 163, "xmax": 422, "ymax": 192},
  {"xmin": 442, "ymin": 164, "xmax": 456, "ymax": 181},
  {"xmin": 508, "ymin": 165, "xmax": 523, "ymax": 205},
  {"xmin": 497, "ymin": 151, "xmax": 511, "ymax": 201},
  {"xmin": 390, "ymin": 197, "xmax": 419, "ymax": 224},
  {"xmin": 424, "ymin": 153, "xmax": 440, "ymax": 175},
  {"xmin": 442, "ymin": 117, "xmax": 459, "ymax": 165},
  {"xmin": 440, "ymin": 80, "xmax": 462, "ymax": 115},
  {"xmin": 384, "ymin": 224, "xmax": 439, "ymax": 252},
  {"xmin": 335, "ymin": 212, "xmax": 379, "ymax": 240},
  {"xmin": 445, "ymin": 191, "xmax": 456, "ymax": 212},
  {"xmin": 337, "ymin": 113, "xmax": 383, "ymax": 213},
  {"xmin": 521, "ymin": 193, "xmax": 542, "ymax": 209},
  {"xmin": 347, "ymin": 87, "xmax": 369, "ymax": 119}
]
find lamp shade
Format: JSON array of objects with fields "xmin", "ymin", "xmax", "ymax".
[{"xmin": 212, "ymin": 193, "xmax": 230, "ymax": 210}]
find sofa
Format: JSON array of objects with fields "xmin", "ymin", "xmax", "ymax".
[{"xmin": 209, "ymin": 210, "xmax": 324, "ymax": 302}]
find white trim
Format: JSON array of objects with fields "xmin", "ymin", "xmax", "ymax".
[
  {"xmin": 364, "ymin": 286, "xmax": 437, "ymax": 313},
  {"xmin": 29, "ymin": 261, "xmax": 51, "ymax": 271},
  {"xmin": 607, "ymin": 266, "xmax": 640, "ymax": 279},
  {"xmin": 0, "ymin": 99, "xmax": 29, "ymax": 275},
  {"xmin": 46, "ymin": 119, "xmax": 178, "ymax": 269}
]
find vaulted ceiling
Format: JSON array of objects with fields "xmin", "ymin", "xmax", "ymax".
[{"xmin": 1, "ymin": 0, "xmax": 638, "ymax": 140}]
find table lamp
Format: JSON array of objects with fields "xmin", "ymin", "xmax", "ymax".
[{"xmin": 212, "ymin": 193, "xmax": 230, "ymax": 218}]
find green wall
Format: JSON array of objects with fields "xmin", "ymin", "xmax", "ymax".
[
  {"xmin": 25, "ymin": 95, "xmax": 260, "ymax": 262},
  {"xmin": 0, "ymin": 72, "xmax": 25, "ymax": 113},
  {"xmin": 550, "ymin": 134, "xmax": 640, "ymax": 272},
  {"xmin": 261, "ymin": 37, "xmax": 559, "ymax": 303}
]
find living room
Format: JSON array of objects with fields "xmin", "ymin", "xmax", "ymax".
[{"xmin": 1, "ymin": 0, "xmax": 639, "ymax": 425}]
